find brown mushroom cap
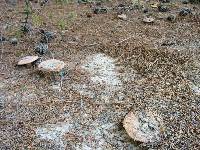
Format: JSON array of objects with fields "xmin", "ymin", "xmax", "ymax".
[
  {"xmin": 123, "ymin": 111, "xmax": 162, "ymax": 143},
  {"xmin": 38, "ymin": 59, "xmax": 65, "ymax": 72},
  {"xmin": 18, "ymin": 56, "xmax": 39, "ymax": 65}
]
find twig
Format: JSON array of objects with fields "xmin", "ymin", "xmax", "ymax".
[
  {"xmin": 115, "ymin": 35, "xmax": 135, "ymax": 45},
  {"xmin": 0, "ymin": 30, "xmax": 4, "ymax": 59}
]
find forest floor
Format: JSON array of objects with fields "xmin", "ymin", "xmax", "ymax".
[{"xmin": 0, "ymin": 0, "xmax": 200, "ymax": 149}]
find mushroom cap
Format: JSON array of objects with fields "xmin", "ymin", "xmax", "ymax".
[
  {"xmin": 18, "ymin": 56, "xmax": 39, "ymax": 65},
  {"xmin": 38, "ymin": 59, "xmax": 65, "ymax": 72},
  {"xmin": 143, "ymin": 17, "xmax": 155, "ymax": 23},
  {"xmin": 123, "ymin": 111, "xmax": 162, "ymax": 143},
  {"xmin": 118, "ymin": 14, "xmax": 127, "ymax": 20},
  {"xmin": 151, "ymin": 3, "xmax": 159, "ymax": 8}
]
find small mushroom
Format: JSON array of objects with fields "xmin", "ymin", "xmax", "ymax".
[
  {"xmin": 17, "ymin": 56, "xmax": 39, "ymax": 66},
  {"xmin": 10, "ymin": 37, "xmax": 18, "ymax": 45},
  {"xmin": 143, "ymin": 17, "xmax": 155, "ymax": 23},
  {"xmin": 118, "ymin": 14, "xmax": 127, "ymax": 20},
  {"xmin": 123, "ymin": 111, "xmax": 163, "ymax": 143},
  {"xmin": 38, "ymin": 59, "xmax": 65, "ymax": 72},
  {"xmin": 151, "ymin": 3, "xmax": 159, "ymax": 8}
]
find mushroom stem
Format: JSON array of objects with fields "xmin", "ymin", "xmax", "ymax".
[
  {"xmin": 60, "ymin": 74, "xmax": 63, "ymax": 91},
  {"xmin": 51, "ymin": 72, "xmax": 56, "ymax": 82}
]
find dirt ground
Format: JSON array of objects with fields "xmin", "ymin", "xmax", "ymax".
[{"xmin": 0, "ymin": 0, "xmax": 200, "ymax": 149}]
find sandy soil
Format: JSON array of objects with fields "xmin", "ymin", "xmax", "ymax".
[{"xmin": 0, "ymin": 0, "xmax": 200, "ymax": 149}]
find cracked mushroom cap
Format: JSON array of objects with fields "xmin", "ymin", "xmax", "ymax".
[
  {"xmin": 18, "ymin": 56, "xmax": 39, "ymax": 65},
  {"xmin": 123, "ymin": 111, "xmax": 163, "ymax": 143},
  {"xmin": 38, "ymin": 59, "xmax": 65, "ymax": 72}
]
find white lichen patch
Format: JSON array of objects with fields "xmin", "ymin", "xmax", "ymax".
[
  {"xmin": 81, "ymin": 53, "xmax": 122, "ymax": 88},
  {"xmin": 75, "ymin": 123, "xmax": 115, "ymax": 150},
  {"xmin": 72, "ymin": 84, "xmax": 95, "ymax": 98},
  {"xmin": 75, "ymin": 122, "xmax": 139, "ymax": 150},
  {"xmin": 21, "ymin": 92, "xmax": 37, "ymax": 102},
  {"xmin": 0, "ymin": 80, "xmax": 6, "ymax": 89},
  {"xmin": 72, "ymin": 53, "xmax": 127, "ymax": 102},
  {"xmin": 51, "ymin": 83, "xmax": 62, "ymax": 91},
  {"xmin": 190, "ymin": 83, "xmax": 200, "ymax": 95},
  {"xmin": 35, "ymin": 112, "xmax": 139, "ymax": 149},
  {"xmin": 36, "ymin": 122, "xmax": 72, "ymax": 148}
]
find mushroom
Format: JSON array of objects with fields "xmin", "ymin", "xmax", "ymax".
[
  {"xmin": 151, "ymin": 3, "xmax": 159, "ymax": 8},
  {"xmin": 123, "ymin": 111, "xmax": 163, "ymax": 143},
  {"xmin": 143, "ymin": 17, "xmax": 155, "ymax": 23},
  {"xmin": 38, "ymin": 59, "xmax": 65, "ymax": 72},
  {"xmin": 38, "ymin": 59, "xmax": 66, "ymax": 87},
  {"xmin": 118, "ymin": 14, "xmax": 127, "ymax": 20},
  {"xmin": 17, "ymin": 56, "xmax": 39, "ymax": 66}
]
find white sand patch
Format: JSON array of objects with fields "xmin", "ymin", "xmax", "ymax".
[
  {"xmin": 72, "ymin": 84, "xmax": 95, "ymax": 98},
  {"xmin": 36, "ymin": 122, "xmax": 72, "ymax": 149},
  {"xmin": 75, "ymin": 122, "xmax": 139, "ymax": 150},
  {"xmin": 0, "ymin": 81, "xmax": 6, "ymax": 89},
  {"xmin": 72, "ymin": 53, "xmax": 125, "ymax": 102},
  {"xmin": 75, "ymin": 123, "xmax": 116, "ymax": 150},
  {"xmin": 190, "ymin": 83, "xmax": 200, "ymax": 95},
  {"xmin": 22, "ymin": 92, "xmax": 37, "ymax": 102},
  {"xmin": 81, "ymin": 53, "xmax": 122, "ymax": 87},
  {"xmin": 52, "ymin": 83, "xmax": 62, "ymax": 91},
  {"xmin": 35, "ymin": 115, "xmax": 139, "ymax": 149}
]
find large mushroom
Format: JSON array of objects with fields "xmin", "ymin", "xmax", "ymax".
[
  {"xmin": 123, "ymin": 111, "xmax": 163, "ymax": 143},
  {"xmin": 17, "ymin": 56, "xmax": 39, "ymax": 66}
]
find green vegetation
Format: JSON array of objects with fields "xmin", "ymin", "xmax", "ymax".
[
  {"xmin": 58, "ymin": 19, "xmax": 66, "ymax": 30},
  {"xmin": 67, "ymin": 11, "xmax": 77, "ymax": 21},
  {"xmin": 23, "ymin": 0, "xmax": 32, "ymax": 24},
  {"xmin": 57, "ymin": 11, "xmax": 77, "ymax": 30},
  {"xmin": 132, "ymin": 0, "xmax": 142, "ymax": 9},
  {"xmin": 55, "ymin": 0, "xmax": 74, "ymax": 5},
  {"xmin": 14, "ymin": 29, "xmax": 24, "ymax": 38},
  {"xmin": 32, "ymin": 13, "xmax": 44, "ymax": 27},
  {"xmin": 48, "ymin": 12, "xmax": 54, "ymax": 20}
]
